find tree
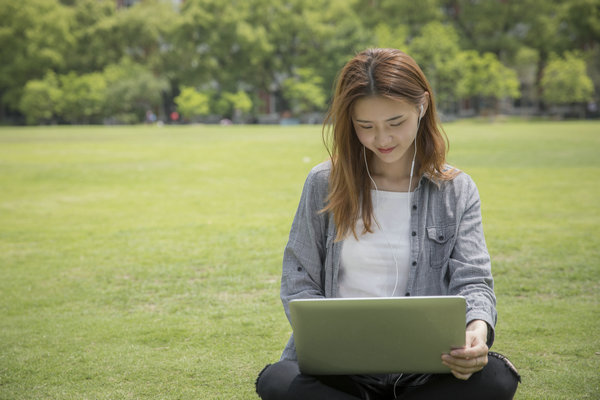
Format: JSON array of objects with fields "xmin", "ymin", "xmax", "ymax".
[
  {"xmin": 281, "ymin": 69, "xmax": 326, "ymax": 115},
  {"xmin": 512, "ymin": 47, "xmax": 541, "ymax": 108},
  {"xmin": 19, "ymin": 72, "xmax": 62, "ymax": 124},
  {"xmin": 585, "ymin": 45, "xmax": 600, "ymax": 105},
  {"xmin": 173, "ymin": 0, "xmax": 252, "ymax": 89},
  {"xmin": 289, "ymin": 0, "xmax": 370, "ymax": 99},
  {"xmin": 541, "ymin": 52, "xmax": 594, "ymax": 108},
  {"xmin": 56, "ymin": 72, "xmax": 107, "ymax": 124},
  {"xmin": 442, "ymin": 0, "xmax": 582, "ymax": 59},
  {"xmin": 559, "ymin": 0, "xmax": 600, "ymax": 51},
  {"xmin": 173, "ymin": 0, "xmax": 368, "ymax": 113},
  {"xmin": 174, "ymin": 86, "xmax": 210, "ymax": 121},
  {"xmin": 217, "ymin": 91, "xmax": 253, "ymax": 120},
  {"xmin": 372, "ymin": 23, "xmax": 409, "ymax": 52},
  {"xmin": 444, "ymin": 0, "xmax": 599, "ymax": 113},
  {"xmin": 354, "ymin": 0, "xmax": 444, "ymax": 37},
  {"xmin": 4, "ymin": 0, "xmax": 598, "ymax": 124},
  {"xmin": 407, "ymin": 22, "xmax": 462, "ymax": 112},
  {"xmin": 454, "ymin": 51, "xmax": 520, "ymax": 113},
  {"xmin": 103, "ymin": 59, "xmax": 169, "ymax": 123},
  {"xmin": 108, "ymin": 0, "xmax": 178, "ymax": 75},
  {"xmin": 0, "ymin": 0, "xmax": 75, "ymax": 113},
  {"xmin": 65, "ymin": 0, "xmax": 117, "ymax": 73}
]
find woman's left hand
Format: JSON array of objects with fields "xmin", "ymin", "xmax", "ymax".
[{"xmin": 441, "ymin": 319, "xmax": 489, "ymax": 380}]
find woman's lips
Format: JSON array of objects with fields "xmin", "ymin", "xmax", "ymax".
[{"xmin": 378, "ymin": 146, "xmax": 396, "ymax": 154}]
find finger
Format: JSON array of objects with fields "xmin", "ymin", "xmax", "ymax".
[
  {"xmin": 442, "ymin": 354, "xmax": 480, "ymax": 367},
  {"xmin": 444, "ymin": 361, "xmax": 480, "ymax": 375},
  {"xmin": 451, "ymin": 343, "xmax": 488, "ymax": 358},
  {"xmin": 450, "ymin": 369, "xmax": 472, "ymax": 381},
  {"xmin": 451, "ymin": 354, "xmax": 487, "ymax": 369},
  {"xmin": 442, "ymin": 355, "xmax": 487, "ymax": 374}
]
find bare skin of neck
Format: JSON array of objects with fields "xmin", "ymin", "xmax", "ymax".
[{"xmin": 369, "ymin": 145, "xmax": 419, "ymax": 192}]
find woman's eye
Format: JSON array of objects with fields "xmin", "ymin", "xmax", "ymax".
[
  {"xmin": 390, "ymin": 122, "xmax": 403, "ymax": 127},
  {"xmin": 359, "ymin": 125, "xmax": 372, "ymax": 129}
]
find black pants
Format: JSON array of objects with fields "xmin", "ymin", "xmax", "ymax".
[{"xmin": 256, "ymin": 352, "xmax": 520, "ymax": 400}]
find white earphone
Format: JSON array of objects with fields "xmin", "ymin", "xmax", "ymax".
[{"xmin": 419, "ymin": 104, "xmax": 424, "ymax": 119}]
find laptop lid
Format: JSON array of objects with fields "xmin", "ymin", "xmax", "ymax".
[{"xmin": 289, "ymin": 296, "xmax": 466, "ymax": 375}]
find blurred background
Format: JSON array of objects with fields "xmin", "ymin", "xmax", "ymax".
[{"xmin": 1, "ymin": 0, "xmax": 599, "ymax": 125}]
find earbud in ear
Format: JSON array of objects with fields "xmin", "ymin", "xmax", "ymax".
[{"xmin": 419, "ymin": 104, "xmax": 424, "ymax": 119}]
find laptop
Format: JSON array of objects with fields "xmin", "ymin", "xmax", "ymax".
[{"xmin": 289, "ymin": 296, "xmax": 466, "ymax": 375}]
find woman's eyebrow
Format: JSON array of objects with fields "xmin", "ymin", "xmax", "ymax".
[{"xmin": 355, "ymin": 114, "xmax": 404, "ymax": 123}]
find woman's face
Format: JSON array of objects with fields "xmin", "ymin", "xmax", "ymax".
[{"xmin": 352, "ymin": 95, "xmax": 423, "ymax": 173}]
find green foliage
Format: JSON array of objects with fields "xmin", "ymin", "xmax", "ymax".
[
  {"xmin": 109, "ymin": 0, "xmax": 178, "ymax": 74},
  {"xmin": 444, "ymin": 0, "xmax": 526, "ymax": 58},
  {"xmin": 512, "ymin": 47, "xmax": 540, "ymax": 101},
  {"xmin": 455, "ymin": 51, "xmax": 521, "ymax": 100},
  {"xmin": 174, "ymin": 86, "xmax": 210, "ymax": 120},
  {"xmin": 19, "ymin": 59, "xmax": 168, "ymax": 124},
  {"xmin": 227, "ymin": 91, "xmax": 253, "ymax": 114},
  {"xmin": 408, "ymin": 22, "xmax": 462, "ymax": 107},
  {"xmin": 3, "ymin": 0, "xmax": 599, "ymax": 123},
  {"xmin": 373, "ymin": 23, "xmax": 409, "ymax": 51},
  {"xmin": 174, "ymin": 0, "xmax": 252, "ymax": 88},
  {"xmin": 173, "ymin": 0, "xmax": 366, "ymax": 100},
  {"xmin": 312, "ymin": 0, "xmax": 371, "ymax": 92},
  {"xmin": 561, "ymin": 0, "xmax": 600, "ymax": 51},
  {"xmin": 282, "ymin": 69, "xmax": 327, "ymax": 115},
  {"xmin": 67, "ymin": 0, "xmax": 116, "ymax": 72},
  {"xmin": 541, "ymin": 52, "xmax": 594, "ymax": 104},
  {"xmin": 57, "ymin": 72, "xmax": 107, "ymax": 124},
  {"xmin": 18, "ymin": 72, "xmax": 62, "ymax": 124},
  {"xmin": 103, "ymin": 59, "xmax": 169, "ymax": 123},
  {"xmin": 354, "ymin": 0, "xmax": 444, "ymax": 37},
  {"xmin": 216, "ymin": 91, "xmax": 253, "ymax": 119},
  {"xmin": 0, "ymin": 0, "xmax": 74, "ymax": 110}
]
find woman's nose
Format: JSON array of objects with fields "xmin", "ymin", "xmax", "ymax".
[{"xmin": 375, "ymin": 128, "xmax": 392, "ymax": 145}]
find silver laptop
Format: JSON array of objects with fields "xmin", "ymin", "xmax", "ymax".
[{"xmin": 289, "ymin": 296, "xmax": 466, "ymax": 375}]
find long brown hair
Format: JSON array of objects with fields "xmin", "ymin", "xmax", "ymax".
[{"xmin": 322, "ymin": 48, "xmax": 456, "ymax": 241}]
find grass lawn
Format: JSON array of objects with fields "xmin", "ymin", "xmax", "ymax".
[{"xmin": 0, "ymin": 121, "xmax": 598, "ymax": 399}]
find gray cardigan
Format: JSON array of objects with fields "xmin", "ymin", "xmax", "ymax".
[{"xmin": 280, "ymin": 161, "xmax": 496, "ymax": 361}]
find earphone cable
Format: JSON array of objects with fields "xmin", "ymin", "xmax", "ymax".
[{"xmin": 362, "ymin": 111, "xmax": 421, "ymax": 297}]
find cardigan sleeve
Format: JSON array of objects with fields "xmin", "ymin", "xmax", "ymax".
[
  {"xmin": 280, "ymin": 164, "xmax": 330, "ymax": 324},
  {"xmin": 447, "ymin": 175, "xmax": 497, "ymax": 347}
]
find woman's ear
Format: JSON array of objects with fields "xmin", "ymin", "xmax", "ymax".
[{"xmin": 421, "ymin": 92, "xmax": 430, "ymax": 116}]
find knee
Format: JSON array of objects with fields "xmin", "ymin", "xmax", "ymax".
[
  {"xmin": 256, "ymin": 360, "xmax": 300, "ymax": 400},
  {"xmin": 483, "ymin": 353, "xmax": 521, "ymax": 399}
]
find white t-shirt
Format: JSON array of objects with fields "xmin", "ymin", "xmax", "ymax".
[{"xmin": 338, "ymin": 190, "xmax": 411, "ymax": 298}]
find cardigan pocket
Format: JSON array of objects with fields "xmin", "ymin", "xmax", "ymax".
[{"xmin": 426, "ymin": 224, "xmax": 456, "ymax": 269}]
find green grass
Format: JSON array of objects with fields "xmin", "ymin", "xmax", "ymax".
[{"xmin": 0, "ymin": 121, "xmax": 598, "ymax": 399}]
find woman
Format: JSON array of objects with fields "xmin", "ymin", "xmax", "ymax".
[{"xmin": 256, "ymin": 48, "xmax": 520, "ymax": 399}]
